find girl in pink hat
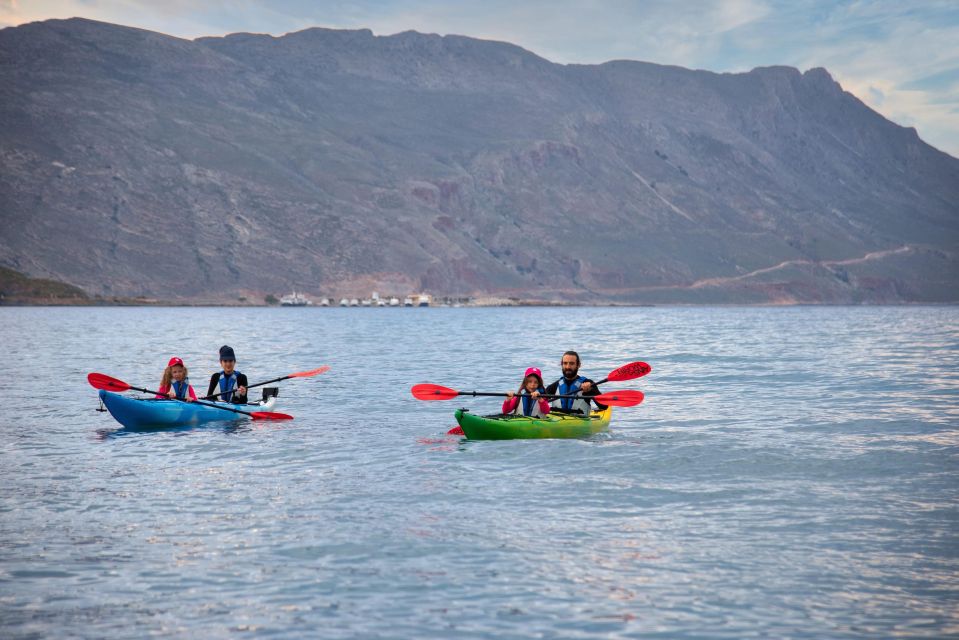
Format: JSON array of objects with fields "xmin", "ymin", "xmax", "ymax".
[
  {"xmin": 502, "ymin": 367, "xmax": 550, "ymax": 417},
  {"xmin": 156, "ymin": 356, "xmax": 197, "ymax": 401}
]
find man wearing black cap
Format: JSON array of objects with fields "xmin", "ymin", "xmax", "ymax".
[{"xmin": 206, "ymin": 345, "xmax": 248, "ymax": 404}]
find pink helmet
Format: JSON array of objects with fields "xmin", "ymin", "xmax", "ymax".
[{"xmin": 167, "ymin": 356, "xmax": 184, "ymax": 367}]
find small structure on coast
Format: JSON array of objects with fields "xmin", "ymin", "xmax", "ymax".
[{"xmin": 280, "ymin": 291, "xmax": 312, "ymax": 306}]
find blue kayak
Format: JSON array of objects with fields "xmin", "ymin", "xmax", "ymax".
[{"xmin": 98, "ymin": 390, "xmax": 278, "ymax": 429}]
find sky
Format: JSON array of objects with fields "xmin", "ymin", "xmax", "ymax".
[{"xmin": 3, "ymin": 0, "xmax": 958, "ymax": 157}]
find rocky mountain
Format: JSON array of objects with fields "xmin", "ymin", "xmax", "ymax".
[{"xmin": 1, "ymin": 17, "xmax": 957, "ymax": 303}]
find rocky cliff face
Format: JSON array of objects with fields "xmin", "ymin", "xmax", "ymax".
[{"xmin": 1, "ymin": 18, "xmax": 957, "ymax": 303}]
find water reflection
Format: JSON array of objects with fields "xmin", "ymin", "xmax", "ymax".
[{"xmin": 94, "ymin": 421, "xmax": 257, "ymax": 440}]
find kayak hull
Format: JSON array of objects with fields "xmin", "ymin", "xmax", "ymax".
[
  {"xmin": 454, "ymin": 406, "xmax": 612, "ymax": 440},
  {"xmin": 98, "ymin": 390, "xmax": 277, "ymax": 429}
]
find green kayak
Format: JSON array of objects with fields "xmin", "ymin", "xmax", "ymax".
[{"xmin": 453, "ymin": 406, "xmax": 612, "ymax": 440}]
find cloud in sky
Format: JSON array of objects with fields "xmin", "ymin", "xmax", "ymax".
[{"xmin": 3, "ymin": 0, "xmax": 958, "ymax": 157}]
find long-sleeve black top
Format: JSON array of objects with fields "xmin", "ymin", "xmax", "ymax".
[{"xmin": 206, "ymin": 372, "xmax": 249, "ymax": 404}]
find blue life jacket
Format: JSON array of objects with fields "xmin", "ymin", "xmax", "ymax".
[
  {"xmin": 171, "ymin": 378, "xmax": 191, "ymax": 400},
  {"xmin": 218, "ymin": 370, "xmax": 242, "ymax": 403},
  {"xmin": 551, "ymin": 375, "xmax": 591, "ymax": 413},
  {"xmin": 522, "ymin": 389, "xmax": 546, "ymax": 417},
  {"xmin": 511, "ymin": 389, "xmax": 548, "ymax": 418}
]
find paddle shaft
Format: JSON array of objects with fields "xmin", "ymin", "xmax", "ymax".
[
  {"xmin": 202, "ymin": 376, "xmax": 275, "ymax": 401},
  {"xmin": 546, "ymin": 363, "xmax": 632, "ymax": 406},
  {"xmin": 122, "ymin": 383, "xmax": 267, "ymax": 418},
  {"xmin": 202, "ymin": 372, "xmax": 317, "ymax": 400},
  {"xmin": 455, "ymin": 391, "xmax": 598, "ymax": 400},
  {"xmin": 549, "ymin": 375, "xmax": 605, "ymax": 405},
  {"xmin": 546, "ymin": 367, "xmax": 630, "ymax": 402},
  {"xmin": 457, "ymin": 389, "xmax": 632, "ymax": 409}
]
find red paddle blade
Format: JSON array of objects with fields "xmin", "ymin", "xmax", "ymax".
[
  {"xmin": 447, "ymin": 426, "xmax": 465, "ymax": 436},
  {"xmin": 411, "ymin": 384, "xmax": 459, "ymax": 400},
  {"xmin": 289, "ymin": 366, "xmax": 330, "ymax": 378},
  {"xmin": 249, "ymin": 411, "xmax": 294, "ymax": 421},
  {"xmin": 594, "ymin": 389, "xmax": 645, "ymax": 407},
  {"xmin": 606, "ymin": 361, "xmax": 652, "ymax": 382},
  {"xmin": 87, "ymin": 372, "xmax": 131, "ymax": 392}
]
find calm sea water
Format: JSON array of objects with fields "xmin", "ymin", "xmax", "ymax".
[{"xmin": 1, "ymin": 306, "xmax": 957, "ymax": 639}]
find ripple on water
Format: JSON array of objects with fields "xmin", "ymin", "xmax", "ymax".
[{"xmin": 0, "ymin": 306, "xmax": 957, "ymax": 638}]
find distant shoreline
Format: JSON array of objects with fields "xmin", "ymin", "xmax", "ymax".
[
  {"xmin": 3, "ymin": 267, "xmax": 955, "ymax": 307},
  {"xmin": 2, "ymin": 299, "xmax": 954, "ymax": 308}
]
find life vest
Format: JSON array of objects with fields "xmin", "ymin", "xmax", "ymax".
[
  {"xmin": 550, "ymin": 375, "xmax": 592, "ymax": 414},
  {"xmin": 171, "ymin": 378, "xmax": 191, "ymax": 400},
  {"xmin": 217, "ymin": 370, "xmax": 241, "ymax": 403},
  {"xmin": 510, "ymin": 390, "xmax": 548, "ymax": 418}
]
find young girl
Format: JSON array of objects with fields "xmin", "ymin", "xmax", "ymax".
[
  {"xmin": 502, "ymin": 367, "xmax": 550, "ymax": 417},
  {"xmin": 156, "ymin": 356, "xmax": 197, "ymax": 401}
]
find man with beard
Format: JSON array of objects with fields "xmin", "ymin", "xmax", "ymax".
[{"xmin": 544, "ymin": 351, "xmax": 607, "ymax": 415}]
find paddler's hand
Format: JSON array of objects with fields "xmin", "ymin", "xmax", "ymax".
[
  {"xmin": 167, "ymin": 389, "xmax": 176, "ymax": 399},
  {"xmin": 581, "ymin": 381, "xmax": 593, "ymax": 392},
  {"xmin": 238, "ymin": 385, "xmax": 247, "ymax": 395},
  {"xmin": 506, "ymin": 391, "xmax": 515, "ymax": 398},
  {"xmin": 185, "ymin": 397, "xmax": 195, "ymax": 403},
  {"xmin": 531, "ymin": 391, "xmax": 541, "ymax": 399}
]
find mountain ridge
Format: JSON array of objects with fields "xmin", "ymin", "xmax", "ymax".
[{"xmin": 1, "ymin": 17, "xmax": 957, "ymax": 303}]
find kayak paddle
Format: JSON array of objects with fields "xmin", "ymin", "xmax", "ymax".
[
  {"xmin": 594, "ymin": 361, "xmax": 652, "ymax": 385},
  {"xmin": 88, "ymin": 373, "xmax": 294, "ymax": 420},
  {"xmin": 415, "ymin": 361, "xmax": 650, "ymax": 400},
  {"xmin": 422, "ymin": 361, "xmax": 650, "ymax": 399},
  {"xmin": 410, "ymin": 384, "xmax": 644, "ymax": 407},
  {"xmin": 201, "ymin": 365, "xmax": 331, "ymax": 401}
]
